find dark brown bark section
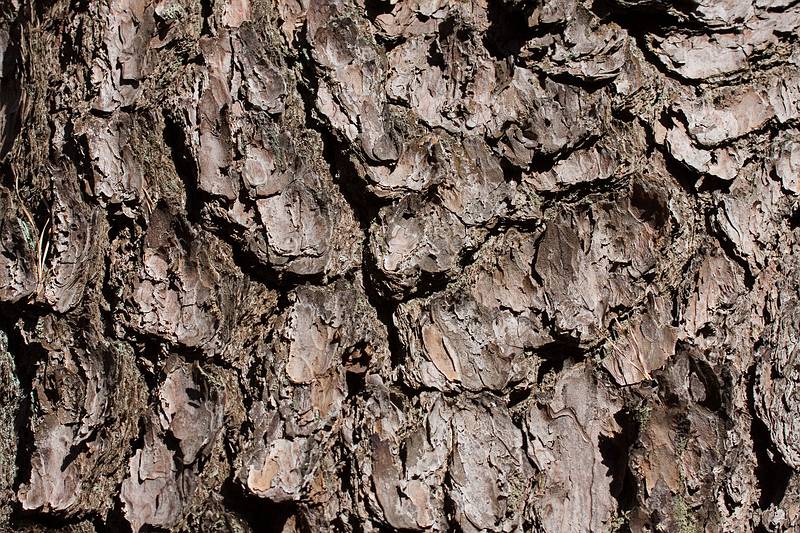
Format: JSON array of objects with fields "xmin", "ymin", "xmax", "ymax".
[{"xmin": 1, "ymin": 0, "xmax": 800, "ymax": 531}]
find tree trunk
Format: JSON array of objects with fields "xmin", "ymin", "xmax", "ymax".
[{"xmin": 1, "ymin": 0, "xmax": 799, "ymax": 531}]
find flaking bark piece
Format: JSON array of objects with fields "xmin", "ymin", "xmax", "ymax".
[
  {"xmin": 396, "ymin": 229, "xmax": 551, "ymax": 393},
  {"xmin": 120, "ymin": 419, "xmax": 194, "ymax": 533},
  {"xmin": 16, "ymin": 316, "xmax": 146, "ymax": 517},
  {"xmin": 42, "ymin": 169, "xmax": 105, "ymax": 313},
  {"xmin": 713, "ymin": 161, "xmax": 790, "ymax": 274},
  {"xmin": 355, "ymin": 130, "xmax": 512, "ymax": 204},
  {"xmin": 90, "ymin": 0, "xmax": 155, "ymax": 112},
  {"xmin": 645, "ymin": 5, "xmax": 800, "ymax": 83},
  {"xmin": 126, "ymin": 206, "xmax": 245, "ymax": 353},
  {"xmin": 534, "ymin": 178, "xmax": 690, "ymax": 345},
  {"xmin": 524, "ymin": 362, "xmax": 623, "ymax": 532},
  {"xmin": 350, "ymin": 381, "xmax": 532, "ymax": 531},
  {"xmin": 252, "ymin": 166, "xmax": 356, "ymax": 276},
  {"xmin": 773, "ymin": 129, "xmax": 800, "ymax": 195},
  {"xmin": 490, "ymin": 69, "xmax": 609, "ymax": 168},
  {"xmin": 384, "ymin": 15, "xmax": 498, "ymax": 135},
  {"xmin": 674, "ymin": 71, "xmax": 800, "ymax": 148},
  {"xmin": 177, "ymin": 28, "xmax": 362, "ymax": 278},
  {"xmin": 521, "ymin": 1, "xmax": 629, "ymax": 81},
  {"xmin": 754, "ymin": 273, "xmax": 800, "ymax": 470},
  {"xmin": 239, "ymin": 276, "xmax": 390, "ymax": 504},
  {"xmin": 0, "ymin": 185, "xmax": 37, "ymax": 303},
  {"xmin": 680, "ymin": 241, "xmax": 747, "ymax": 342},
  {"xmin": 369, "ymin": 194, "xmax": 479, "ymax": 300},
  {"xmin": 307, "ymin": 0, "xmax": 399, "ymax": 163},
  {"xmin": 78, "ymin": 114, "xmax": 145, "ymax": 210},
  {"xmin": 602, "ymin": 291, "xmax": 678, "ymax": 385},
  {"xmin": 435, "ymin": 136, "xmax": 513, "ymax": 226},
  {"xmin": 661, "ymin": 69, "xmax": 800, "ymax": 183},
  {"xmin": 121, "ymin": 359, "xmax": 225, "ymax": 532},
  {"xmin": 157, "ymin": 359, "xmax": 225, "ymax": 465},
  {"xmin": 515, "ymin": 120, "xmax": 650, "ymax": 203}
]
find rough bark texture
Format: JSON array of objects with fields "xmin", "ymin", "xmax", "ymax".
[{"xmin": 1, "ymin": 0, "xmax": 800, "ymax": 531}]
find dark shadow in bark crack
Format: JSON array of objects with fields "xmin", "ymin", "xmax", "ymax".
[
  {"xmin": 163, "ymin": 112, "xmax": 202, "ymax": 225},
  {"xmin": 746, "ymin": 363, "xmax": 792, "ymax": 510},
  {"xmin": 0, "ymin": 17, "xmax": 22, "ymax": 160},
  {"xmin": 2, "ymin": 312, "xmax": 43, "ymax": 497},
  {"xmin": 484, "ymin": 0, "xmax": 538, "ymax": 60},
  {"xmin": 706, "ymin": 208, "xmax": 756, "ymax": 289},
  {"xmin": 364, "ymin": 0, "xmax": 393, "ymax": 21},
  {"xmin": 534, "ymin": 342, "xmax": 585, "ymax": 383},
  {"xmin": 220, "ymin": 479, "xmax": 298, "ymax": 533},
  {"xmin": 591, "ymin": 0, "xmax": 704, "ymax": 37},
  {"xmin": 689, "ymin": 356, "xmax": 723, "ymax": 413},
  {"xmin": 599, "ymin": 407, "xmax": 640, "ymax": 529}
]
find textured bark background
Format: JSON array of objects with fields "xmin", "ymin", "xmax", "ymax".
[{"xmin": 1, "ymin": 0, "xmax": 800, "ymax": 531}]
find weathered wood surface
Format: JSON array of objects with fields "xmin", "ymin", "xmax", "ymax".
[{"xmin": 1, "ymin": 0, "xmax": 800, "ymax": 531}]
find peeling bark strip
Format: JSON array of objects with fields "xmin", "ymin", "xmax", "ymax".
[{"xmin": 1, "ymin": 0, "xmax": 800, "ymax": 531}]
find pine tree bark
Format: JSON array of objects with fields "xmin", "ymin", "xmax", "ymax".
[{"xmin": 1, "ymin": 0, "xmax": 800, "ymax": 531}]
